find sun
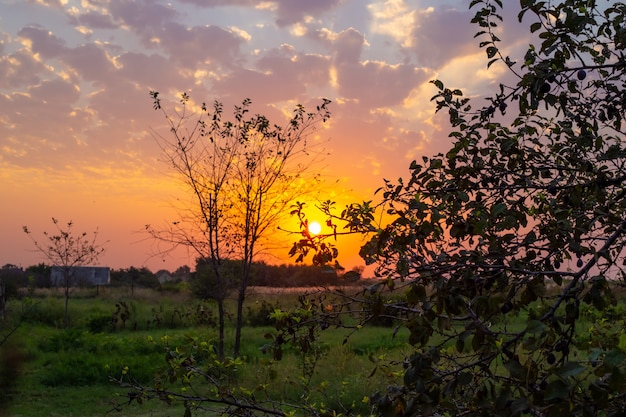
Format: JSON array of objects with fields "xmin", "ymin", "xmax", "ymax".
[{"xmin": 308, "ymin": 221, "xmax": 322, "ymax": 235}]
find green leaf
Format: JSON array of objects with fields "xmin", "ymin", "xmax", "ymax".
[
  {"xmin": 457, "ymin": 371, "xmax": 473, "ymax": 386},
  {"xmin": 525, "ymin": 319, "xmax": 547, "ymax": 334},
  {"xmin": 510, "ymin": 397, "xmax": 529, "ymax": 414},
  {"xmin": 504, "ymin": 359, "xmax": 528, "ymax": 380},
  {"xmin": 456, "ymin": 338, "xmax": 465, "ymax": 353},
  {"xmin": 557, "ymin": 361, "xmax": 585, "ymax": 379},
  {"xmin": 618, "ymin": 334, "xmax": 626, "ymax": 351},
  {"xmin": 530, "ymin": 22, "xmax": 542, "ymax": 33},
  {"xmin": 605, "ymin": 349, "xmax": 626, "ymax": 367},
  {"xmin": 491, "ymin": 203, "xmax": 507, "ymax": 216},
  {"xmin": 544, "ymin": 379, "xmax": 570, "ymax": 401}
]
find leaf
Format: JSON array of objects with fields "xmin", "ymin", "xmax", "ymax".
[
  {"xmin": 608, "ymin": 366, "xmax": 626, "ymax": 392},
  {"xmin": 510, "ymin": 397, "xmax": 529, "ymax": 414},
  {"xmin": 604, "ymin": 349, "xmax": 626, "ymax": 367},
  {"xmin": 491, "ymin": 203, "xmax": 507, "ymax": 216},
  {"xmin": 618, "ymin": 334, "xmax": 626, "ymax": 351},
  {"xmin": 544, "ymin": 379, "xmax": 570, "ymax": 401},
  {"xmin": 457, "ymin": 371, "xmax": 473, "ymax": 386},
  {"xmin": 456, "ymin": 338, "xmax": 465, "ymax": 353},
  {"xmin": 525, "ymin": 319, "xmax": 546, "ymax": 334},
  {"xmin": 557, "ymin": 361, "xmax": 585, "ymax": 379},
  {"xmin": 504, "ymin": 359, "xmax": 528, "ymax": 380},
  {"xmin": 432, "ymin": 80, "xmax": 444, "ymax": 90}
]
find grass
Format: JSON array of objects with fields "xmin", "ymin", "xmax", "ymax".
[
  {"xmin": 2, "ymin": 287, "xmax": 407, "ymax": 417},
  {"xmin": 6, "ymin": 285, "xmax": 619, "ymax": 416}
]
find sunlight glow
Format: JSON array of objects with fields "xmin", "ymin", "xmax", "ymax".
[{"xmin": 308, "ymin": 221, "xmax": 322, "ymax": 235}]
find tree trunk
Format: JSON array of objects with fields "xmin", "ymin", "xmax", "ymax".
[
  {"xmin": 233, "ymin": 288, "xmax": 245, "ymax": 358},
  {"xmin": 217, "ymin": 299, "xmax": 225, "ymax": 359},
  {"xmin": 233, "ymin": 268, "xmax": 250, "ymax": 357},
  {"xmin": 64, "ymin": 285, "xmax": 70, "ymax": 328}
]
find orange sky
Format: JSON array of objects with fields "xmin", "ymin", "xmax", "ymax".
[{"xmin": 0, "ymin": 1, "xmax": 529, "ymax": 273}]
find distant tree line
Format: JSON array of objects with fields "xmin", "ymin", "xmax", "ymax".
[{"xmin": 0, "ymin": 261, "xmax": 360, "ymax": 300}]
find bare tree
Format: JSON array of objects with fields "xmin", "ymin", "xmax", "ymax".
[
  {"xmin": 147, "ymin": 92, "xmax": 331, "ymax": 357},
  {"xmin": 23, "ymin": 218, "xmax": 106, "ymax": 327}
]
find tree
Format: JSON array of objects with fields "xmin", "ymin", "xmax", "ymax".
[
  {"xmin": 290, "ymin": 1, "xmax": 626, "ymax": 415},
  {"xmin": 23, "ymin": 218, "xmax": 105, "ymax": 327},
  {"xmin": 146, "ymin": 92, "xmax": 330, "ymax": 357},
  {"xmin": 188, "ymin": 256, "xmax": 241, "ymax": 359},
  {"xmin": 110, "ymin": 267, "xmax": 158, "ymax": 292}
]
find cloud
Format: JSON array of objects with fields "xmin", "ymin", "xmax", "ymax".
[
  {"xmin": 74, "ymin": 11, "xmax": 118, "ymax": 30},
  {"xmin": 108, "ymin": 0, "xmax": 178, "ymax": 36},
  {"xmin": 177, "ymin": 0, "xmax": 342, "ymax": 27},
  {"xmin": 0, "ymin": 0, "xmax": 536, "ymax": 271},
  {"xmin": 408, "ymin": 6, "xmax": 476, "ymax": 69},
  {"xmin": 117, "ymin": 52, "xmax": 182, "ymax": 88},
  {"xmin": 337, "ymin": 59, "xmax": 428, "ymax": 107},
  {"xmin": 317, "ymin": 28, "xmax": 427, "ymax": 108},
  {"xmin": 368, "ymin": 0, "xmax": 417, "ymax": 48},
  {"xmin": 0, "ymin": 49, "xmax": 45, "ymax": 89},
  {"xmin": 17, "ymin": 25, "xmax": 66, "ymax": 59},
  {"xmin": 214, "ymin": 44, "xmax": 330, "ymax": 101},
  {"xmin": 272, "ymin": 0, "xmax": 343, "ymax": 27},
  {"xmin": 63, "ymin": 43, "xmax": 116, "ymax": 81},
  {"xmin": 157, "ymin": 24, "xmax": 246, "ymax": 68}
]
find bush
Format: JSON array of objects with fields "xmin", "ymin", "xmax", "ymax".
[
  {"xmin": 86, "ymin": 313, "xmax": 113, "ymax": 333},
  {"xmin": 246, "ymin": 300, "xmax": 280, "ymax": 327}
]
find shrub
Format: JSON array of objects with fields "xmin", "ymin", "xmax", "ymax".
[
  {"xmin": 246, "ymin": 300, "xmax": 280, "ymax": 327},
  {"xmin": 86, "ymin": 313, "xmax": 114, "ymax": 333}
]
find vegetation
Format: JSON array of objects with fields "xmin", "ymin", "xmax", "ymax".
[
  {"xmin": 290, "ymin": 1, "xmax": 626, "ymax": 416},
  {"xmin": 22, "ymin": 218, "xmax": 106, "ymax": 327},
  {"xmin": 1, "ymin": 286, "xmax": 406, "ymax": 417},
  {"xmin": 146, "ymin": 93, "xmax": 331, "ymax": 358},
  {"xmin": 5, "ymin": 1, "xmax": 626, "ymax": 416}
]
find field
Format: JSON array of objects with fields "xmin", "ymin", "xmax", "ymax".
[
  {"xmin": 1, "ymin": 286, "xmax": 410, "ymax": 417},
  {"xmin": 4, "ymin": 283, "xmax": 624, "ymax": 417}
]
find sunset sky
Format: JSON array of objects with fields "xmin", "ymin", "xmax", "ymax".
[{"xmin": 0, "ymin": 0, "xmax": 529, "ymax": 273}]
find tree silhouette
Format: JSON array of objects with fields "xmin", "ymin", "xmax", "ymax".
[
  {"xmin": 23, "ymin": 218, "xmax": 105, "ymax": 327},
  {"xmin": 290, "ymin": 1, "xmax": 626, "ymax": 415},
  {"xmin": 146, "ymin": 93, "xmax": 330, "ymax": 357}
]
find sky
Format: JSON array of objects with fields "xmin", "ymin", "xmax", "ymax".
[{"xmin": 0, "ymin": 0, "xmax": 530, "ymax": 273}]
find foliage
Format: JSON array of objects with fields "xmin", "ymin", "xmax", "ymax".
[
  {"xmin": 245, "ymin": 299, "xmax": 280, "ymax": 327},
  {"xmin": 2, "ymin": 287, "xmax": 400, "ymax": 417},
  {"xmin": 289, "ymin": 1, "xmax": 626, "ymax": 416},
  {"xmin": 23, "ymin": 218, "xmax": 106, "ymax": 327},
  {"xmin": 110, "ymin": 267, "xmax": 160, "ymax": 290},
  {"xmin": 147, "ymin": 93, "xmax": 331, "ymax": 358},
  {"xmin": 191, "ymin": 257, "xmax": 242, "ymax": 301},
  {"xmin": 109, "ymin": 288, "xmax": 400, "ymax": 417}
]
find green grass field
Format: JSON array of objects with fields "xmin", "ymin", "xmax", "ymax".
[
  {"xmin": 4, "ymin": 284, "xmax": 622, "ymax": 416},
  {"xmin": 2, "ymin": 287, "xmax": 409, "ymax": 417}
]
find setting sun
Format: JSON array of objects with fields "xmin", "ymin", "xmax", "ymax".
[{"xmin": 308, "ymin": 221, "xmax": 322, "ymax": 235}]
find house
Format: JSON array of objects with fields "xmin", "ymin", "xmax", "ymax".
[{"xmin": 51, "ymin": 266, "xmax": 110, "ymax": 287}]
